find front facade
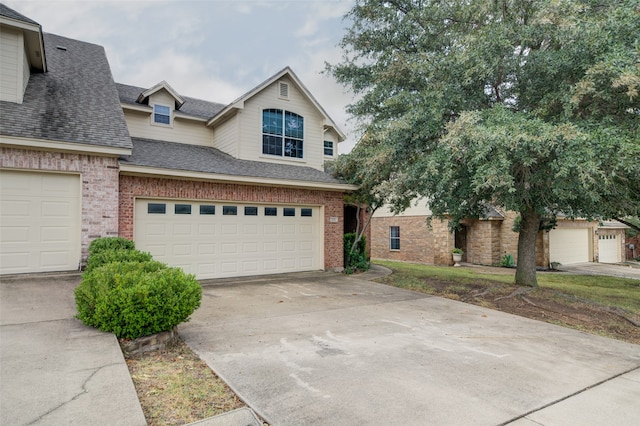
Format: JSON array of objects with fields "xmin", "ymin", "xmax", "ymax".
[
  {"xmin": 0, "ymin": 4, "xmax": 354, "ymax": 278},
  {"xmin": 371, "ymin": 200, "xmax": 628, "ymax": 267}
]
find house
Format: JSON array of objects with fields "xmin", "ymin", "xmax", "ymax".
[
  {"xmin": 0, "ymin": 4, "xmax": 356, "ymax": 279},
  {"xmin": 371, "ymin": 199, "xmax": 628, "ymax": 267}
]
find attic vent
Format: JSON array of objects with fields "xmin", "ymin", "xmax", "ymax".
[
  {"xmin": 56, "ymin": 45, "xmax": 67, "ymax": 51},
  {"xmin": 279, "ymin": 82, "xmax": 289, "ymax": 99}
]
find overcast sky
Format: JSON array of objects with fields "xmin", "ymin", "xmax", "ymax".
[{"xmin": 6, "ymin": 0, "xmax": 359, "ymax": 152}]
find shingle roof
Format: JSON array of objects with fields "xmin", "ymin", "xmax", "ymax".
[
  {"xmin": 0, "ymin": 33, "xmax": 132, "ymax": 150},
  {"xmin": 0, "ymin": 3, "xmax": 40, "ymax": 25},
  {"xmin": 116, "ymin": 83, "xmax": 226, "ymax": 120},
  {"xmin": 121, "ymin": 137, "xmax": 344, "ymax": 185}
]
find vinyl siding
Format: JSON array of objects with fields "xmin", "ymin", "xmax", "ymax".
[
  {"xmin": 235, "ymin": 77, "xmax": 326, "ymax": 171},
  {"xmin": 0, "ymin": 27, "xmax": 23, "ymax": 103},
  {"xmin": 123, "ymin": 91, "xmax": 214, "ymax": 146},
  {"xmin": 373, "ymin": 199, "xmax": 433, "ymax": 217},
  {"xmin": 212, "ymin": 113, "xmax": 238, "ymax": 157}
]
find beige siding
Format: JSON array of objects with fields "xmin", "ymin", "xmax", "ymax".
[
  {"xmin": 123, "ymin": 91, "xmax": 213, "ymax": 146},
  {"xmin": 0, "ymin": 28, "xmax": 24, "ymax": 103},
  {"xmin": 234, "ymin": 77, "xmax": 326, "ymax": 171},
  {"xmin": 212, "ymin": 114, "xmax": 238, "ymax": 157},
  {"xmin": 373, "ymin": 198, "xmax": 433, "ymax": 217}
]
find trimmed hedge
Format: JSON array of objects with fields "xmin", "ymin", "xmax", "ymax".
[
  {"xmin": 85, "ymin": 248, "xmax": 153, "ymax": 273},
  {"xmin": 75, "ymin": 260, "xmax": 202, "ymax": 339},
  {"xmin": 88, "ymin": 237, "xmax": 136, "ymax": 257},
  {"xmin": 75, "ymin": 237, "xmax": 202, "ymax": 339}
]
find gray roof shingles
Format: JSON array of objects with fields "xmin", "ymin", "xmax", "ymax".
[
  {"xmin": 116, "ymin": 83, "xmax": 226, "ymax": 120},
  {"xmin": 0, "ymin": 3, "xmax": 40, "ymax": 25},
  {"xmin": 0, "ymin": 32, "xmax": 132, "ymax": 150},
  {"xmin": 121, "ymin": 138, "xmax": 343, "ymax": 185}
]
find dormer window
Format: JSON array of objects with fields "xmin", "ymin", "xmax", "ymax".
[
  {"xmin": 153, "ymin": 104, "xmax": 171, "ymax": 125},
  {"xmin": 262, "ymin": 109, "xmax": 304, "ymax": 159}
]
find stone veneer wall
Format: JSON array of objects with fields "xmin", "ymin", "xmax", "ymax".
[
  {"xmin": 1, "ymin": 147, "xmax": 120, "ymax": 263},
  {"xmin": 118, "ymin": 175, "xmax": 345, "ymax": 270}
]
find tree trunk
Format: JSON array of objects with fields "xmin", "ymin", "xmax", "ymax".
[{"xmin": 515, "ymin": 209, "xmax": 541, "ymax": 287}]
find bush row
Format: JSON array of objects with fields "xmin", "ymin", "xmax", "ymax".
[{"xmin": 74, "ymin": 237, "xmax": 202, "ymax": 339}]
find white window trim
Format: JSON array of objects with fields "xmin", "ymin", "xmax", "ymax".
[
  {"xmin": 262, "ymin": 109, "xmax": 304, "ymax": 159},
  {"xmin": 390, "ymin": 226, "xmax": 400, "ymax": 251},
  {"xmin": 152, "ymin": 103, "xmax": 172, "ymax": 127}
]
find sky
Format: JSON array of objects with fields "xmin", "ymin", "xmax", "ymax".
[{"xmin": 5, "ymin": 0, "xmax": 359, "ymax": 152}]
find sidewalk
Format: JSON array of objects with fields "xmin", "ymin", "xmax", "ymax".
[{"xmin": 0, "ymin": 273, "xmax": 147, "ymax": 426}]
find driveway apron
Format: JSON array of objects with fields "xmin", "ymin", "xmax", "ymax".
[
  {"xmin": 0, "ymin": 273, "xmax": 146, "ymax": 426},
  {"xmin": 181, "ymin": 272, "xmax": 640, "ymax": 426}
]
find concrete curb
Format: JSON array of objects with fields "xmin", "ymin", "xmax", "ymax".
[{"xmin": 186, "ymin": 407, "xmax": 262, "ymax": 426}]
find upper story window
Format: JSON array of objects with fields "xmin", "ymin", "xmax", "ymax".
[
  {"xmin": 262, "ymin": 109, "xmax": 304, "ymax": 159},
  {"xmin": 153, "ymin": 104, "xmax": 171, "ymax": 125},
  {"xmin": 324, "ymin": 141, "xmax": 334, "ymax": 156}
]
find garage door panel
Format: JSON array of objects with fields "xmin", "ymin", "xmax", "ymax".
[
  {"xmin": 0, "ymin": 170, "xmax": 80, "ymax": 274},
  {"xmin": 134, "ymin": 199, "xmax": 322, "ymax": 279},
  {"xmin": 598, "ymin": 235, "xmax": 619, "ymax": 263},
  {"xmin": 549, "ymin": 228, "xmax": 590, "ymax": 265}
]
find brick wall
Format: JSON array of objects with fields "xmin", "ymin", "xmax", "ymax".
[
  {"xmin": 1, "ymin": 147, "xmax": 120, "ymax": 262},
  {"xmin": 627, "ymin": 234, "xmax": 640, "ymax": 260},
  {"xmin": 370, "ymin": 215, "xmax": 452, "ymax": 265},
  {"xmin": 118, "ymin": 175, "xmax": 345, "ymax": 270}
]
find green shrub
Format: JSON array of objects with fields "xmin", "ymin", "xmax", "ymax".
[
  {"xmin": 88, "ymin": 237, "xmax": 136, "ymax": 257},
  {"xmin": 84, "ymin": 248, "xmax": 152, "ymax": 273},
  {"xmin": 500, "ymin": 253, "xmax": 515, "ymax": 268},
  {"xmin": 74, "ymin": 261, "xmax": 202, "ymax": 339},
  {"xmin": 344, "ymin": 233, "xmax": 369, "ymax": 274}
]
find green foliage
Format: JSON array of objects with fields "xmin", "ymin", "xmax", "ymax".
[
  {"xmin": 75, "ymin": 259, "xmax": 202, "ymax": 339},
  {"xmin": 500, "ymin": 254, "xmax": 515, "ymax": 268},
  {"xmin": 328, "ymin": 0, "xmax": 640, "ymax": 286},
  {"xmin": 452, "ymin": 248, "xmax": 464, "ymax": 254},
  {"xmin": 344, "ymin": 233, "xmax": 369, "ymax": 274},
  {"xmin": 85, "ymin": 248, "xmax": 153, "ymax": 273},
  {"xmin": 88, "ymin": 237, "xmax": 136, "ymax": 257}
]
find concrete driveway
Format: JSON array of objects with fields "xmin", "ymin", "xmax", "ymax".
[
  {"xmin": 559, "ymin": 262, "xmax": 640, "ymax": 280},
  {"xmin": 181, "ymin": 271, "xmax": 640, "ymax": 426}
]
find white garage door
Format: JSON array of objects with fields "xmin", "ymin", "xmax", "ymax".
[
  {"xmin": 0, "ymin": 170, "xmax": 81, "ymax": 274},
  {"xmin": 549, "ymin": 228, "xmax": 590, "ymax": 265},
  {"xmin": 598, "ymin": 235, "xmax": 620, "ymax": 263},
  {"xmin": 134, "ymin": 199, "xmax": 323, "ymax": 279}
]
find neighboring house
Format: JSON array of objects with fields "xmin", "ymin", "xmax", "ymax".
[
  {"xmin": 0, "ymin": 4, "xmax": 355, "ymax": 279},
  {"xmin": 371, "ymin": 199, "xmax": 628, "ymax": 267}
]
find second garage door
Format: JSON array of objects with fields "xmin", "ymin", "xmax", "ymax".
[
  {"xmin": 549, "ymin": 228, "xmax": 591, "ymax": 265},
  {"xmin": 134, "ymin": 199, "xmax": 323, "ymax": 279}
]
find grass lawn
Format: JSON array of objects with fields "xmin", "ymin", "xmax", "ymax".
[{"xmin": 373, "ymin": 260, "xmax": 640, "ymax": 343}]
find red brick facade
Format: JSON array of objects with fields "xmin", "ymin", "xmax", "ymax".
[
  {"xmin": 118, "ymin": 175, "xmax": 345, "ymax": 270},
  {"xmin": 1, "ymin": 147, "xmax": 120, "ymax": 261}
]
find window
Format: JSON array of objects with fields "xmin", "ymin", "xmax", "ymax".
[
  {"xmin": 283, "ymin": 208, "xmax": 296, "ymax": 217},
  {"xmin": 264, "ymin": 207, "xmax": 277, "ymax": 216},
  {"xmin": 200, "ymin": 205, "xmax": 215, "ymax": 215},
  {"xmin": 324, "ymin": 141, "xmax": 334, "ymax": 156},
  {"xmin": 390, "ymin": 226, "xmax": 400, "ymax": 250},
  {"xmin": 175, "ymin": 204, "xmax": 192, "ymax": 214},
  {"xmin": 148, "ymin": 203, "xmax": 166, "ymax": 214},
  {"xmin": 262, "ymin": 109, "xmax": 304, "ymax": 158},
  {"xmin": 153, "ymin": 104, "xmax": 171, "ymax": 125},
  {"xmin": 223, "ymin": 206, "xmax": 237, "ymax": 216},
  {"xmin": 301, "ymin": 208, "xmax": 313, "ymax": 217},
  {"xmin": 244, "ymin": 206, "xmax": 258, "ymax": 216}
]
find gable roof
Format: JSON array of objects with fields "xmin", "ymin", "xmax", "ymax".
[
  {"xmin": 117, "ymin": 83, "xmax": 226, "ymax": 120},
  {"xmin": 135, "ymin": 80, "xmax": 185, "ymax": 109},
  {"xmin": 207, "ymin": 67, "xmax": 346, "ymax": 141},
  {"xmin": 0, "ymin": 32, "xmax": 131, "ymax": 151},
  {"xmin": 120, "ymin": 137, "xmax": 355, "ymax": 190},
  {"xmin": 0, "ymin": 3, "xmax": 46, "ymax": 72}
]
